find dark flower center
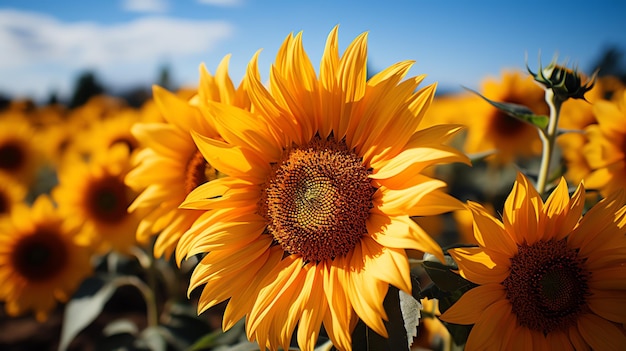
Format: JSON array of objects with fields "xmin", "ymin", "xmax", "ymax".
[
  {"xmin": 260, "ymin": 135, "xmax": 375, "ymax": 262},
  {"xmin": 109, "ymin": 136, "xmax": 138, "ymax": 153},
  {"xmin": 0, "ymin": 140, "xmax": 26, "ymax": 172},
  {"xmin": 491, "ymin": 97, "xmax": 530, "ymax": 137},
  {"xmin": 86, "ymin": 175, "xmax": 131, "ymax": 223},
  {"xmin": 184, "ymin": 150, "xmax": 218, "ymax": 195},
  {"xmin": 12, "ymin": 228, "xmax": 68, "ymax": 281},
  {"xmin": 503, "ymin": 239, "xmax": 590, "ymax": 334}
]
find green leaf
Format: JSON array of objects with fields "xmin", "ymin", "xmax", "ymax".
[
  {"xmin": 463, "ymin": 86, "xmax": 549, "ymax": 130},
  {"xmin": 421, "ymin": 252, "xmax": 475, "ymax": 293},
  {"xmin": 58, "ymin": 276, "xmax": 119, "ymax": 351}
]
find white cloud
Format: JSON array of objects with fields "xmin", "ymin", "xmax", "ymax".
[
  {"xmin": 196, "ymin": 0, "xmax": 243, "ymax": 7},
  {"xmin": 122, "ymin": 0, "xmax": 169, "ymax": 13},
  {"xmin": 0, "ymin": 9, "xmax": 234, "ymax": 101}
]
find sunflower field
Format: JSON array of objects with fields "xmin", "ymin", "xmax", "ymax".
[{"xmin": 1, "ymin": 26, "xmax": 626, "ymax": 351}]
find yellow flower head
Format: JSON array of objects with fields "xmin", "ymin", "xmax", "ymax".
[
  {"xmin": 177, "ymin": 27, "xmax": 469, "ymax": 351},
  {"xmin": 53, "ymin": 144, "xmax": 141, "ymax": 255},
  {"xmin": 126, "ymin": 56, "xmax": 247, "ymax": 258},
  {"xmin": 0, "ymin": 195, "xmax": 93, "ymax": 321},
  {"xmin": 438, "ymin": 70, "xmax": 549, "ymax": 164},
  {"xmin": 441, "ymin": 172, "xmax": 626, "ymax": 350},
  {"xmin": 582, "ymin": 89, "xmax": 626, "ymax": 196}
]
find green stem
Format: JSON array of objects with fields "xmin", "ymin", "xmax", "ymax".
[
  {"xmin": 130, "ymin": 247, "xmax": 160, "ymax": 328},
  {"xmin": 536, "ymin": 89, "xmax": 562, "ymax": 195},
  {"xmin": 118, "ymin": 275, "xmax": 159, "ymax": 328}
]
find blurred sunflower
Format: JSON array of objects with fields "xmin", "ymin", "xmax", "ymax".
[
  {"xmin": 74, "ymin": 108, "xmax": 141, "ymax": 159},
  {"xmin": 441, "ymin": 173, "xmax": 626, "ymax": 350},
  {"xmin": 0, "ymin": 112, "xmax": 42, "ymax": 188},
  {"xmin": 0, "ymin": 172, "xmax": 26, "ymax": 217},
  {"xmin": 556, "ymin": 76, "xmax": 618, "ymax": 184},
  {"xmin": 461, "ymin": 70, "xmax": 549, "ymax": 164},
  {"xmin": 0, "ymin": 195, "xmax": 93, "ymax": 321},
  {"xmin": 126, "ymin": 56, "xmax": 248, "ymax": 258},
  {"xmin": 53, "ymin": 144, "xmax": 141, "ymax": 255},
  {"xmin": 412, "ymin": 298, "xmax": 450, "ymax": 351},
  {"xmin": 35, "ymin": 116, "xmax": 83, "ymax": 168},
  {"xmin": 176, "ymin": 27, "xmax": 469, "ymax": 351},
  {"xmin": 581, "ymin": 89, "xmax": 626, "ymax": 196}
]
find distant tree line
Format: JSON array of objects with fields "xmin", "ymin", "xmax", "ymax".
[{"xmin": 1, "ymin": 46, "xmax": 626, "ymax": 111}]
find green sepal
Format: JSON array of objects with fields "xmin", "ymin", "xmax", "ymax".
[{"xmin": 463, "ymin": 87, "xmax": 549, "ymax": 130}]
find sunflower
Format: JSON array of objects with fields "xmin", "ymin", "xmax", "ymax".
[
  {"xmin": 460, "ymin": 70, "xmax": 549, "ymax": 164},
  {"xmin": 176, "ymin": 27, "xmax": 469, "ymax": 351},
  {"xmin": 74, "ymin": 107, "xmax": 141, "ymax": 159},
  {"xmin": 556, "ymin": 76, "xmax": 615, "ymax": 185},
  {"xmin": 53, "ymin": 144, "xmax": 141, "ymax": 255},
  {"xmin": 581, "ymin": 89, "xmax": 626, "ymax": 196},
  {"xmin": 0, "ymin": 112, "xmax": 42, "ymax": 188},
  {"xmin": 440, "ymin": 172, "xmax": 626, "ymax": 350},
  {"xmin": 126, "ymin": 56, "xmax": 247, "ymax": 258},
  {"xmin": 0, "ymin": 194, "xmax": 93, "ymax": 321}
]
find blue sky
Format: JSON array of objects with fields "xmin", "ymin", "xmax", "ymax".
[{"xmin": 1, "ymin": 0, "xmax": 625, "ymax": 102}]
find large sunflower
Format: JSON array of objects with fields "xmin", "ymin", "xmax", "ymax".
[
  {"xmin": 126, "ymin": 56, "xmax": 248, "ymax": 258},
  {"xmin": 0, "ymin": 195, "xmax": 93, "ymax": 321},
  {"xmin": 176, "ymin": 27, "xmax": 469, "ymax": 350},
  {"xmin": 53, "ymin": 144, "xmax": 141, "ymax": 255},
  {"xmin": 441, "ymin": 173, "xmax": 626, "ymax": 350}
]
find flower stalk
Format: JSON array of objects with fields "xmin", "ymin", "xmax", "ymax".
[
  {"xmin": 528, "ymin": 57, "xmax": 595, "ymax": 195},
  {"xmin": 536, "ymin": 88, "xmax": 562, "ymax": 195}
]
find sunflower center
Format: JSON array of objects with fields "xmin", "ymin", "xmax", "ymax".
[
  {"xmin": 260, "ymin": 135, "xmax": 375, "ymax": 262},
  {"xmin": 0, "ymin": 141, "xmax": 25, "ymax": 172},
  {"xmin": 109, "ymin": 136, "xmax": 138, "ymax": 153},
  {"xmin": 492, "ymin": 96, "xmax": 528, "ymax": 136},
  {"xmin": 184, "ymin": 150, "xmax": 218, "ymax": 195},
  {"xmin": 503, "ymin": 239, "xmax": 589, "ymax": 334},
  {"xmin": 12, "ymin": 228, "xmax": 68, "ymax": 281},
  {"xmin": 86, "ymin": 175, "xmax": 130, "ymax": 223}
]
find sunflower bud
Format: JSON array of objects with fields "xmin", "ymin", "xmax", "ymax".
[{"xmin": 527, "ymin": 57, "xmax": 596, "ymax": 102}]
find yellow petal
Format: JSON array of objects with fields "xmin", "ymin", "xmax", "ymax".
[
  {"xmin": 440, "ymin": 284, "xmax": 505, "ymax": 325},
  {"xmin": 577, "ymin": 313, "xmax": 626, "ymax": 350},
  {"xmin": 361, "ymin": 236, "xmax": 411, "ymax": 294},
  {"xmin": 503, "ymin": 172, "xmax": 543, "ymax": 245},
  {"xmin": 468, "ymin": 201, "xmax": 517, "ymax": 257},
  {"xmin": 449, "ymin": 247, "xmax": 509, "ymax": 284},
  {"xmin": 191, "ymin": 131, "xmax": 269, "ymax": 182},
  {"xmin": 222, "ymin": 246, "xmax": 283, "ymax": 331},
  {"xmin": 296, "ymin": 266, "xmax": 327, "ymax": 351},
  {"xmin": 335, "ymin": 31, "xmax": 368, "ymax": 139},
  {"xmin": 205, "ymin": 101, "xmax": 283, "ymax": 161},
  {"xmin": 462, "ymin": 299, "xmax": 514, "ymax": 350}
]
